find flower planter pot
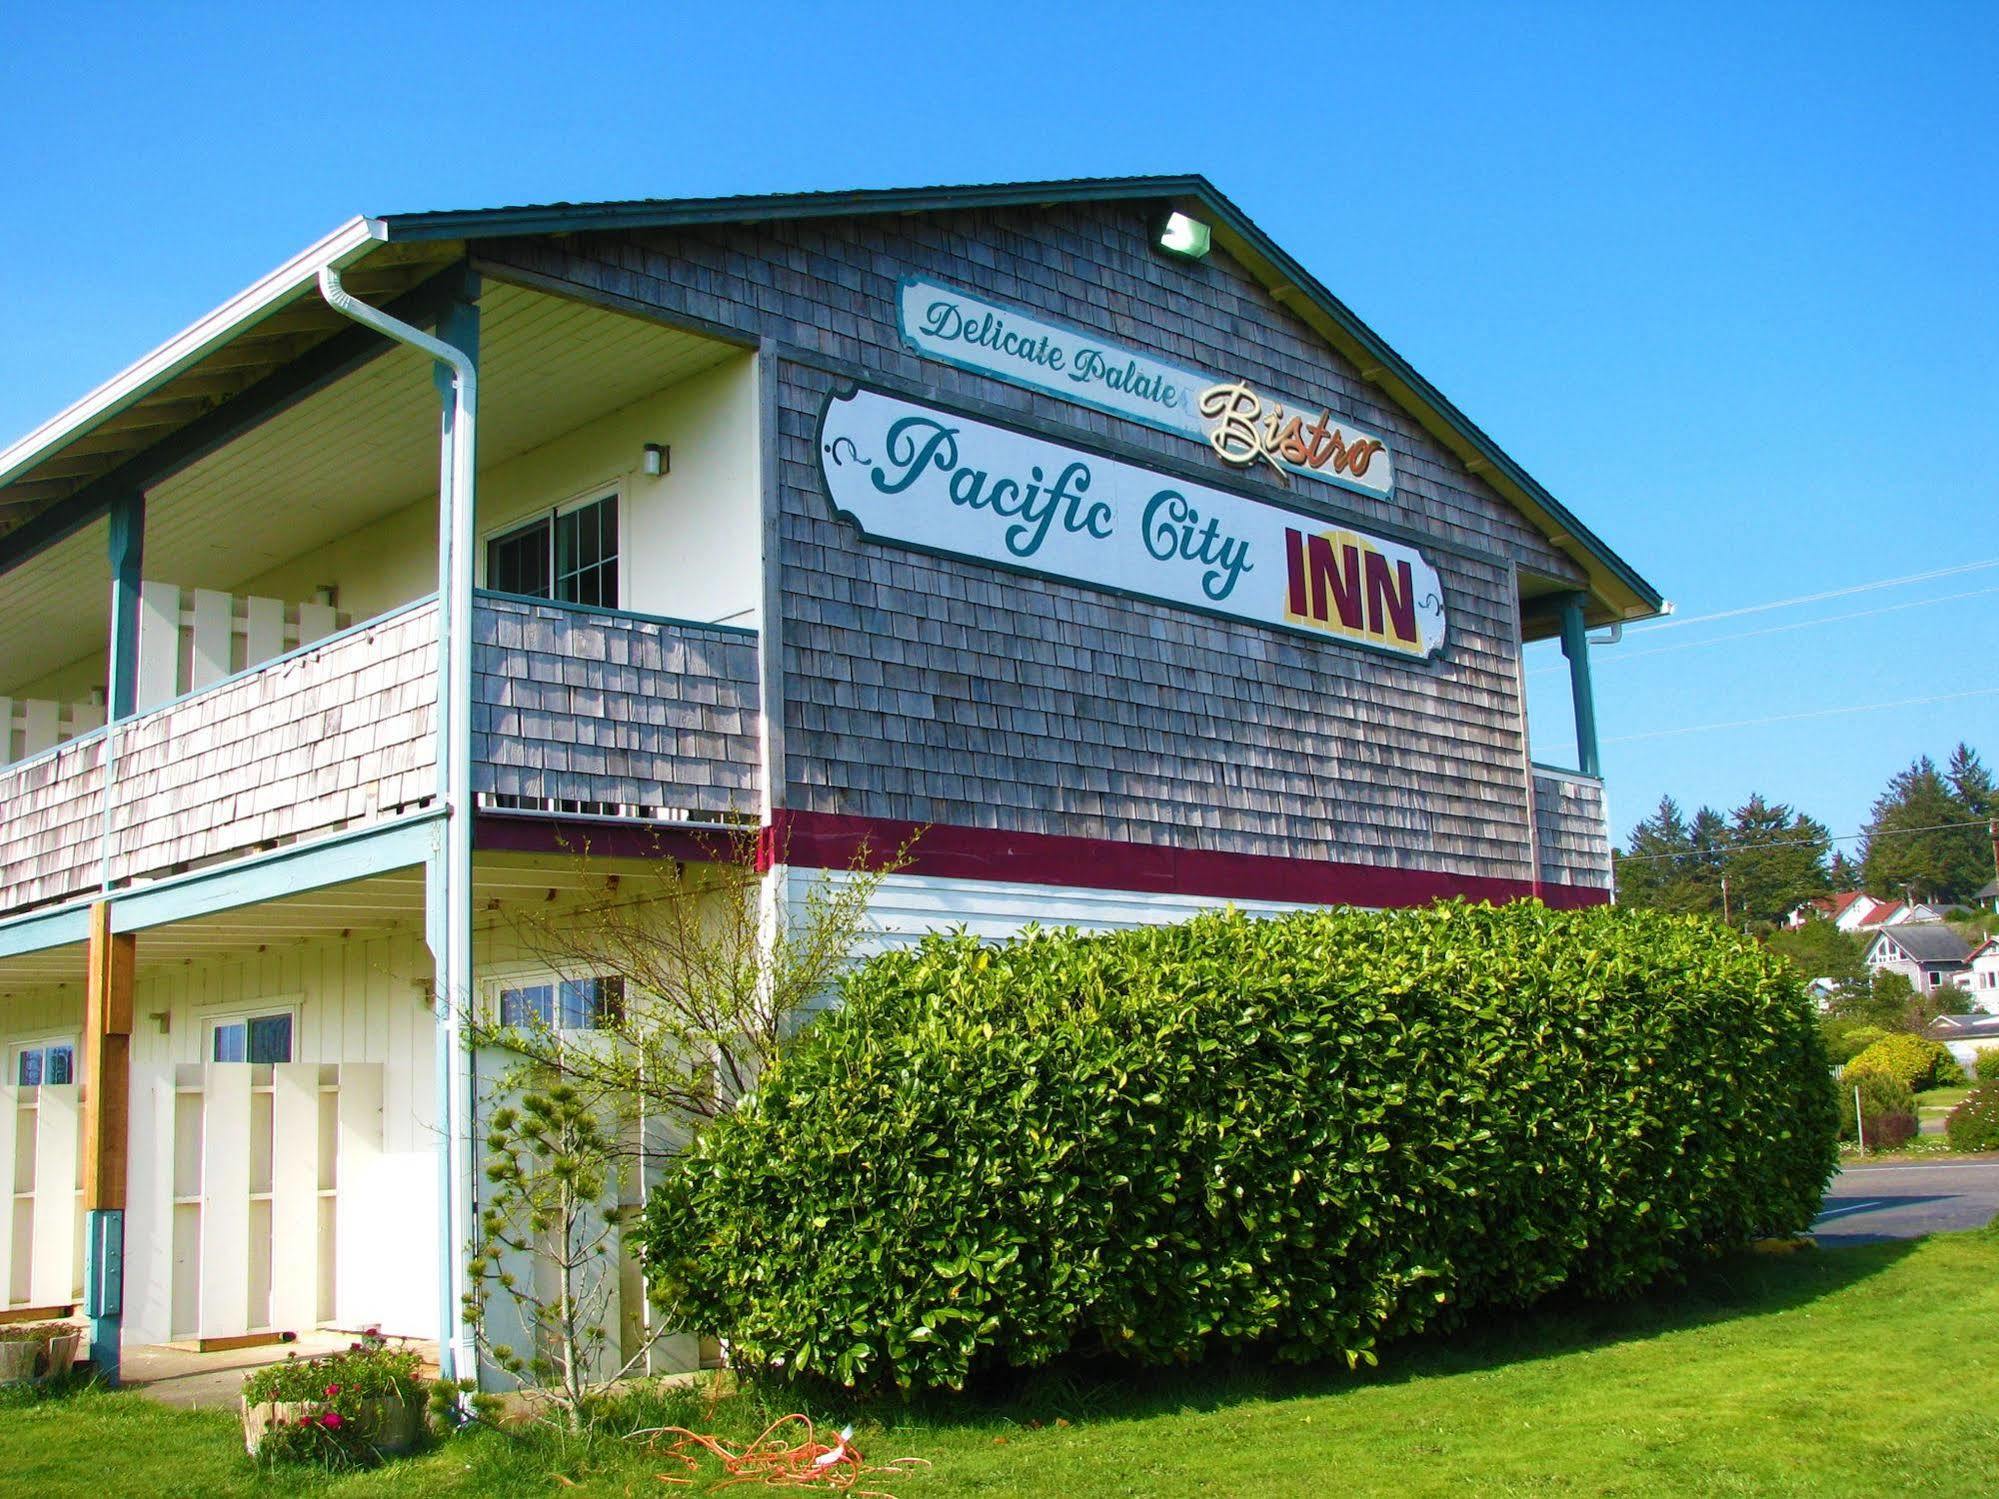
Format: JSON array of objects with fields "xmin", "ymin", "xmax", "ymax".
[
  {"xmin": 241, "ymin": 1391, "xmax": 423, "ymax": 1457},
  {"xmin": 0, "ymin": 1341, "xmax": 38, "ymax": 1386}
]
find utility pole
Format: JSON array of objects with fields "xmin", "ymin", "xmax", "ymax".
[{"xmin": 1721, "ymin": 873, "xmax": 1731, "ymax": 925}]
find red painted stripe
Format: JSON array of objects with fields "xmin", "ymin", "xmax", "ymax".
[{"xmin": 762, "ymin": 809, "xmax": 1611, "ymax": 910}]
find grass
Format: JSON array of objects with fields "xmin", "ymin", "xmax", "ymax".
[
  {"xmin": 4, "ymin": 1232, "xmax": 1999, "ymax": 1496},
  {"xmin": 1916, "ymin": 1087, "xmax": 1972, "ymax": 1111}
]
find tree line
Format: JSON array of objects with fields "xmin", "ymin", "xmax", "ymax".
[{"xmin": 1613, "ymin": 742, "xmax": 1997, "ymax": 928}]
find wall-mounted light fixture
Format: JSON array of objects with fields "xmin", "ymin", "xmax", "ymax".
[
  {"xmin": 643, "ymin": 443, "xmax": 670, "ymax": 477},
  {"xmin": 1156, "ymin": 211, "xmax": 1212, "ymax": 261}
]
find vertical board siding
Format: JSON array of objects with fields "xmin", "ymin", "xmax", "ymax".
[
  {"xmin": 481, "ymin": 201, "xmax": 1569, "ymax": 880},
  {"xmin": 471, "ymin": 595, "xmax": 761, "ymax": 819},
  {"xmin": 1532, "ymin": 769, "xmax": 1614, "ymax": 891}
]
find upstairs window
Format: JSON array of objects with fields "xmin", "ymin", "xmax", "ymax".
[
  {"xmin": 487, "ymin": 492, "xmax": 619, "ymax": 609},
  {"xmin": 496, "ymin": 976, "xmax": 624, "ymax": 1032},
  {"xmin": 13, "ymin": 1038, "xmax": 76, "ymax": 1087}
]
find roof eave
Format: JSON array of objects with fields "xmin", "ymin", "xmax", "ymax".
[{"xmin": 0, "ymin": 216, "xmax": 385, "ymax": 492}]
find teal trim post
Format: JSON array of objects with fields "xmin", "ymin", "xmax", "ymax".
[
  {"xmin": 1557, "ymin": 592, "xmax": 1601, "ymax": 779},
  {"xmin": 83, "ymin": 1210, "xmax": 124, "ymax": 1380},
  {"xmin": 106, "ymin": 492, "xmax": 144, "ymax": 720}
]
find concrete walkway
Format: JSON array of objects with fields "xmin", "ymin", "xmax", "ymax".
[{"xmin": 123, "ymin": 1332, "xmax": 438, "ymax": 1411}]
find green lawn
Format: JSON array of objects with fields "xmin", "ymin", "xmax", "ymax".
[
  {"xmin": 1916, "ymin": 1087, "xmax": 1972, "ymax": 1111},
  {"xmin": 5, "ymin": 1232, "xmax": 1998, "ymax": 1496}
]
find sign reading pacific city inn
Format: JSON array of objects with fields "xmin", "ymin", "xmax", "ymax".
[
  {"xmin": 819, "ymin": 387, "xmax": 1447, "ymax": 661},
  {"xmin": 897, "ymin": 276, "xmax": 1396, "ymax": 499}
]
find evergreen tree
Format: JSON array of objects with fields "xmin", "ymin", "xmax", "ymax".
[
  {"xmin": 1828, "ymin": 849, "xmax": 1862, "ymax": 892},
  {"xmin": 1948, "ymin": 742, "xmax": 1997, "ymax": 820},
  {"xmin": 1615, "ymin": 796, "xmax": 1708, "ymax": 913},
  {"xmin": 1723, "ymin": 794, "xmax": 1832, "ymax": 926},
  {"xmin": 1861, "ymin": 753, "xmax": 1990, "ymax": 903}
]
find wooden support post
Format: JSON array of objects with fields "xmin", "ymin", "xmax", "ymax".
[{"xmin": 81, "ymin": 902, "xmax": 134, "ymax": 1383}]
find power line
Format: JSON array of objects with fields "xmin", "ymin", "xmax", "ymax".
[
  {"xmin": 1528, "ymin": 584, "xmax": 1999, "ymax": 676},
  {"xmin": 1615, "ymin": 816, "xmax": 1993, "ymax": 866},
  {"xmin": 1631, "ymin": 558, "xmax": 1999, "ymax": 634},
  {"xmin": 1603, "ymin": 687, "xmax": 1999, "ymax": 745}
]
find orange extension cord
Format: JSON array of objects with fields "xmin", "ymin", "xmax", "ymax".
[{"xmin": 641, "ymin": 1413, "xmax": 931, "ymax": 1495}]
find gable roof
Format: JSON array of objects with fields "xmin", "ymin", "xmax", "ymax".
[
  {"xmin": 1869, "ymin": 922, "xmax": 1972, "ymax": 963},
  {"xmin": 0, "ymin": 176, "xmax": 1663, "ymax": 627}
]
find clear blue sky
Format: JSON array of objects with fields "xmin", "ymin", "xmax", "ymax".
[{"xmin": 3, "ymin": 2, "xmax": 1992, "ymax": 854}]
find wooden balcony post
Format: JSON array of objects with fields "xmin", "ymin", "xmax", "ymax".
[{"xmin": 81, "ymin": 901, "xmax": 134, "ymax": 1382}]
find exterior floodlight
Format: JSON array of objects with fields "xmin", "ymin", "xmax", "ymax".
[
  {"xmin": 643, "ymin": 442, "xmax": 669, "ymax": 476},
  {"xmin": 1157, "ymin": 212, "xmax": 1212, "ymax": 260}
]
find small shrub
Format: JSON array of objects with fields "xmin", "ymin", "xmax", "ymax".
[
  {"xmin": 1843, "ymin": 1033, "xmax": 1962, "ymax": 1093},
  {"xmin": 1864, "ymin": 1111, "xmax": 1920, "ymax": 1152},
  {"xmin": 1947, "ymin": 1087, "xmax": 1999, "ymax": 1153},
  {"xmin": 643, "ymin": 903, "xmax": 1840, "ymax": 1392},
  {"xmin": 1837, "ymin": 1072, "xmax": 1917, "ymax": 1146},
  {"xmin": 242, "ymin": 1332, "xmax": 425, "ymax": 1468},
  {"xmin": 1820, "ymin": 1021, "xmax": 1890, "ymax": 1067},
  {"xmin": 1974, "ymin": 1048, "xmax": 1999, "ymax": 1083}
]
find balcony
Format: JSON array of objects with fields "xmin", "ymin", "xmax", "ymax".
[
  {"xmin": 0, "ymin": 593, "xmax": 761, "ymax": 921},
  {"xmin": 1532, "ymin": 766, "xmax": 1612, "ymax": 897}
]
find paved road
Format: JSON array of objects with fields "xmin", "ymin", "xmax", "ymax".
[{"xmin": 1813, "ymin": 1157, "xmax": 1999, "ymax": 1245}]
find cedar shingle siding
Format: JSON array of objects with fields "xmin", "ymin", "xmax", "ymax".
[{"xmin": 484, "ymin": 202, "xmax": 1591, "ymax": 883}]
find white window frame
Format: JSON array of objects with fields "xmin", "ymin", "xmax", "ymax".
[
  {"xmin": 482, "ymin": 968, "xmax": 623, "ymax": 1037},
  {"xmin": 479, "ymin": 484, "xmax": 624, "ymax": 607},
  {"xmin": 201, "ymin": 1000, "xmax": 302, "ymax": 1065},
  {"xmin": 10, "ymin": 1034, "xmax": 79, "ymax": 1088}
]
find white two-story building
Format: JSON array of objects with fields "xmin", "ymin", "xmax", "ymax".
[{"xmin": 0, "ymin": 177, "xmax": 1663, "ymax": 1386}]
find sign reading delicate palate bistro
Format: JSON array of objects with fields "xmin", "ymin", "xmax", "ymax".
[
  {"xmin": 896, "ymin": 276, "xmax": 1395, "ymax": 499},
  {"xmin": 819, "ymin": 387, "xmax": 1445, "ymax": 661}
]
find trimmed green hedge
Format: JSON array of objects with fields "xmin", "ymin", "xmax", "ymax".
[
  {"xmin": 1843, "ymin": 1033, "xmax": 1962, "ymax": 1093},
  {"xmin": 640, "ymin": 903, "xmax": 1838, "ymax": 1391}
]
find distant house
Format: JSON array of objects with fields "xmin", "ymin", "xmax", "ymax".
[
  {"xmin": 1927, "ymin": 1012, "xmax": 1999, "ymax": 1072},
  {"xmin": 1976, "ymin": 878, "xmax": 1999, "ymax": 915},
  {"xmin": 1969, "ymin": 938, "xmax": 1999, "ymax": 1014},
  {"xmin": 1787, "ymin": 893, "xmax": 1949, "ymax": 933},
  {"xmin": 1867, "ymin": 922, "xmax": 1973, "ymax": 996}
]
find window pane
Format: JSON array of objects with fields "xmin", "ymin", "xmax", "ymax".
[
  {"xmin": 488, "ymin": 520, "xmax": 552, "ymax": 599},
  {"xmin": 213, "ymin": 1023, "xmax": 247, "ymax": 1064},
  {"xmin": 554, "ymin": 497, "xmax": 618, "ymax": 608},
  {"xmin": 248, "ymin": 1014, "xmax": 293, "ymax": 1065},
  {"xmin": 558, "ymin": 976, "xmax": 623, "ymax": 1030},
  {"xmin": 17, "ymin": 1050, "xmax": 42, "ymax": 1087},
  {"xmin": 46, "ymin": 1046, "xmax": 74, "ymax": 1086},
  {"xmin": 500, "ymin": 984, "xmax": 554, "ymax": 1029}
]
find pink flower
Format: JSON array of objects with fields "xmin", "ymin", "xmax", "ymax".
[
  {"xmin": 321, "ymin": 1412, "xmax": 343, "ymax": 1430},
  {"xmin": 325, "ymin": 1383, "xmax": 341, "ymax": 1398}
]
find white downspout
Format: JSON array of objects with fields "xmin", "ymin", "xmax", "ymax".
[{"xmin": 317, "ymin": 266, "xmax": 478, "ymax": 1384}]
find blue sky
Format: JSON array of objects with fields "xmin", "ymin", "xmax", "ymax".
[{"xmin": 2, "ymin": 2, "xmax": 1992, "ymax": 853}]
